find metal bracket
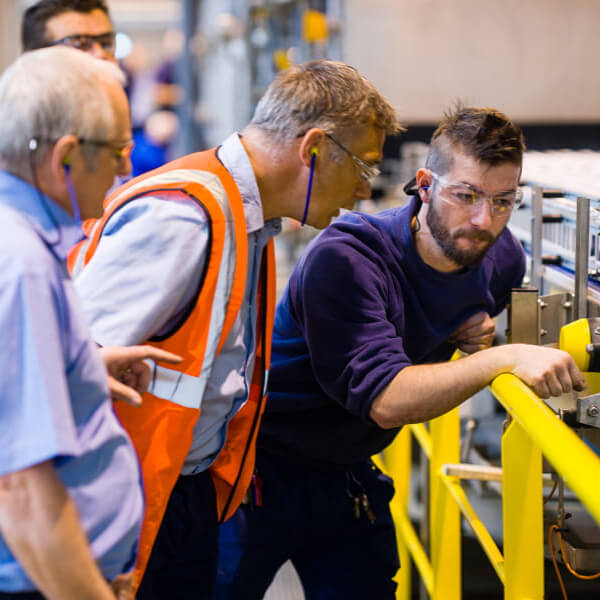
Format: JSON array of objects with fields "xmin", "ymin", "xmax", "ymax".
[
  {"xmin": 539, "ymin": 292, "xmax": 573, "ymax": 345},
  {"xmin": 507, "ymin": 288, "xmax": 540, "ymax": 344},
  {"xmin": 576, "ymin": 393, "xmax": 600, "ymax": 428}
]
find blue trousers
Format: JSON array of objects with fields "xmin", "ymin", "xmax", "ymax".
[
  {"xmin": 137, "ymin": 470, "xmax": 218, "ymax": 600},
  {"xmin": 215, "ymin": 451, "xmax": 399, "ymax": 600}
]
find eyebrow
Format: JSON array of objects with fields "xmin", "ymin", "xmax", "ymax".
[{"xmin": 456, "ymin": 180, "xmax": 517, "ymax": 195}]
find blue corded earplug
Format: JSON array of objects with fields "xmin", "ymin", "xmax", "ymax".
[{"xmin": 301, "ymin": 149, "xmax": 318, "ymax": 226}]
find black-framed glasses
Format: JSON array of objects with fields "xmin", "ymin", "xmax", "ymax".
[
  {"xmin": 78, "ymin": 137, "xmax": 134, "ymax": 160},
  {"xmin": 429, "ymin": 171, "xmax": 522, "ymax": 217},
  {"xmin": 49, "ymin": 32, "xmax": 116, "ymax": 55},
  {"xmin": 324, "ymin": 133, "xmax": 381, "ymax": 184}
]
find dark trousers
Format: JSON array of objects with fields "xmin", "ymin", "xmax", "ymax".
[
  {"xmin": 215, "ymin": 451, "xmax": 399, "ymax": 600},
  {"xmin": 0, "ymin": 593, "xmax": 44, "ymax": 599},
  {"xmin": 137, "ymin": 469, "xmax": 218, "ymax": 600}
]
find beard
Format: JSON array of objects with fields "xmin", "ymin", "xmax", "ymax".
[{"xmin": 426, "ymin": 195, "xmax": 499, "ymax": 269}]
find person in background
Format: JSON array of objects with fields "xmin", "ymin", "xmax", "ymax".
[
  {"xmin": 0, "ymin": 46, "xmax": 180, "ymax": 600},
  {"xmin": 220, "ymin": 106, "xmax": 586, "ymax": 599},
  {"xmin": 22, "ymin": 0, "xmax": 117, "ymax": 63},
  {"xmin": 72, "ymin": 60, "xmax": 403, "ymax": 600}
]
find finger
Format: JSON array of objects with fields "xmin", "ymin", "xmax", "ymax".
[
  {"xmin": 452, "ymin": 323, "xmax": 495, "ymax": 344},
  {"xmin": 543, "ymin": 371, "xmax": 564, "ymax": 398},
  {"xmin": 458, "ymin": 345, "xmax": 478, "ymax": 354},
  {"xmin": 452, "ymin": 311, "xmax": 488, "ymax": 333},
  {"xmin": 130, "ymin": 363, "xmax": 151, "ymax": 395},
  {"xmin": 454, "ymin": 331, "xmax": 494, "ymax": 350},
  {"xmin": 567, "ymin": 360, "xmax": 587, "ymax": 391},
  {"xmin": 458, "ymin": 332, "xmax": 494, "ymax": 346},
  {"xmin": 108, "ymin": 375, "xmax": 143, "ymax": 407},
  {"xmin": 458, "ymin": 342, "xmax": 488, "ymax": 354},
  {"xmin": 532, "ymin": 378, "xmax": 551, "ymax": 399},
  {"xmin": 555, "ymin": 368, "xmax": 572, "ymax": 394},
  {"xmin": 461, "ymin": 325, "xmax": 495, "ymax": 340},
  {"xmin": 121, "ymin": 370, "xmax": 148, "ymax": 394},
  {"xmin": 132, "ymin": 346, "xmax": 182, "ymax": 364}
]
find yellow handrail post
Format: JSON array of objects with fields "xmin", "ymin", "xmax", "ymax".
[
  {"xmin": 380, "ymin": 427, "xmax": 413, "ymax": 599},
  {"xmin": 430, "ymin": 408, "xmax": 461, "ymax": 600},
  {"xmin": 502, "ymin": 418, "xmax": 544, "ymax": 600}
]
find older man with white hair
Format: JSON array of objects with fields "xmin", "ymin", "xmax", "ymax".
[{"xmin": 0, "ymin": 47, "xmax": 179, "ymax": 600}]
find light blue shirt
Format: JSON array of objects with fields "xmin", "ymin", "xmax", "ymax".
[
  {"xmin": 75, "ymin": 133, "xmax": 281, "ymax": 474},
  {"xmin": 0, "ymin": 171, "xmax": 144, "ymax": 592}
]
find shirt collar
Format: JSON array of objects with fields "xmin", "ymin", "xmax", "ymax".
[
  {"xmin": 0, "ymin": 170, "xmax": 84, "ymax": 260},
  {"xmin": 217, "ymin": 132, "xmax": 281, "ymax": 236}
]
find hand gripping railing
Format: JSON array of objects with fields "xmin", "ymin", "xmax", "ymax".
[{"xmin": 377, "ymin": 373, "xmax": 600, "ymax": 600}]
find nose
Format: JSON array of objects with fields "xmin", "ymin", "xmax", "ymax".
[
  {"xmin": 118, "ymin": 155, "xmax": 132, "ymax": 177},
  {"xmin": 469, "ymin": 198, "xmax": 493, "ymax": 229},
  {"xmin": 117, "ymin": 141, "xmax": 134, "ymax": 177},
  {"xmin": 355, "ymin": 179, "xmax": 372, "ymax": 201}
]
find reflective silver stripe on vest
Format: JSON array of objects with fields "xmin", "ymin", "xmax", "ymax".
[{"xmin": 147, "ymin": 362, "xmax": 208, "ymax": 410}]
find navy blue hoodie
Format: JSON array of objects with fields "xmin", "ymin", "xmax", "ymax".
[{"xmin": 259, "ymin": 199, "xmax": 525, "ymax": 465}]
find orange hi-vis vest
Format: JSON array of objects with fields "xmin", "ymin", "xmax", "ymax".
[{"xmin": 68, "ymin": 149, "xmax": 276, "ymax": 588}]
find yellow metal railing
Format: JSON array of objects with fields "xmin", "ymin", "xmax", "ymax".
[{"xmin": 378, "ymin": 372, "xmax": 600, "ymax": 600}]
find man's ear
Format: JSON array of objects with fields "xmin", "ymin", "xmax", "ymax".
[
  {"xmin": 298, "ymin": 128, "xmax": 325, "ymax": 167},
  {"xmin": 416, "ymin": 168, "xmax": 433, "ymax": 204},
  {"xmin": 49, "ymin": 135, "xmax": 78, "ymax": 182}
]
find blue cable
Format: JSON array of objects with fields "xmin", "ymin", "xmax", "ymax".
[
  {"xmin": 63, "ymin": 164, "xmax": 82, "ymax": 227},
  {"xmin": 301, "ymin": 151, "xmax": 317, "ymax": 226}
]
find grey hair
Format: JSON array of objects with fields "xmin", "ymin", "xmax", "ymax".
[
  {"xmin": 0, "ymin": 46, "xmax": 125, "ymax": 173},
  {"xmin": 249, "ymin": 60, "xmax": 403, "ymax": 144}
]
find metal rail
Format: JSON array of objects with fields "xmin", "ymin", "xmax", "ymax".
[{"xmin": 380, "ymin": 371, "xmax": 600, "ymax": 599}]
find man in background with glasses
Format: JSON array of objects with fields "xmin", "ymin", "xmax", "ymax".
[
  {"xmin": 22, "ymin": 0, "xmax": 116, "ymax": 64},
  {"xmin": 220, "ymin": 106, "xmax": 586, "ymax": 599}
]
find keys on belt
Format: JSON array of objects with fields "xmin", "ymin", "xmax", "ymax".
[{"xmin": 345, "ymin": 471, "xmax": 376, "ymax": 525}]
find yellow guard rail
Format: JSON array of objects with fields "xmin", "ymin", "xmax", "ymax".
[{"xmin": 378, "ymin": 372, "xmax": 600, "ymax": 599}]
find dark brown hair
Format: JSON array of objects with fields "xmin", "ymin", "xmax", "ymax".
[
  {"xmin": 22, "ymin": 0, "xmax": 111, "ymax": 52},
  {"xmin": 426, "ymin": 105, "xmax": 525, "ymax": 175}
]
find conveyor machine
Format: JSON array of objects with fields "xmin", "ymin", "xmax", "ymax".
[{"xmin": 506, "ymin": 152, "xmax": 600, "ymax": 576}]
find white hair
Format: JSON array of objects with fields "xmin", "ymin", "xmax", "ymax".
[{"xmin": 0, "ymin": 46, "xmax": 126, "ymax": 172}]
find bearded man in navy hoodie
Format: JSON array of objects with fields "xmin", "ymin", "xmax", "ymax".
[{"xmin": 220, "ymin": 106, "xmax": 586, "ymax": 600}]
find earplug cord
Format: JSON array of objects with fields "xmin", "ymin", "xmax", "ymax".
[
  {"xmin": 301, "ymin": 150, "xmax": 317, "ymax": 226},
  {"xmin": 63, "ymin": 162, "xmax": 82, "ymax": 227}
]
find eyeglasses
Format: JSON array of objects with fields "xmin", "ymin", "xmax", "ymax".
[
  {"xmin": 428, "ymin": 171, "xmax": 522, "ymax": 217},
  {"xmin": 49, "ymin": 32, "xmax": 116, "ymax": 56},
  {"xmin": 324, "ymin": 133, "xmax": 381, "ymax": 184},
  {"xmin": 77, "ymin": 138, "xmax": 134, "ymax": 160},
  {"xmin": 29, "ymin": 137, "xmax": 133, "ymax": 161}
]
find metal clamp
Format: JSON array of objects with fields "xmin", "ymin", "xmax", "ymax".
[{"xmin": 576, "ymin": 393, "xmax": 600, "ymax": 428}]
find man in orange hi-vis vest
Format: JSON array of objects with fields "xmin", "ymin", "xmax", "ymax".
[{"xmin": 71, "ymin": 60, "xmax": 403, "ymax": 600}]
